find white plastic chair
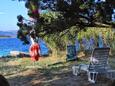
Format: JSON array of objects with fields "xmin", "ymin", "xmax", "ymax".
[{"xmin": 72, "ymin": 47, "xmax": 115, "ymax": 83}]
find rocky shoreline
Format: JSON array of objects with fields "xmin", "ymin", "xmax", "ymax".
[{"xmin": 0, "ymin": 51, "xmax": 30, "ymax": 58}]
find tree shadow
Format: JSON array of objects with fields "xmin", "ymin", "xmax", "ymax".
[{"xmin": 7, "ymin": 63, "xmax": 113, "ymax": 86}]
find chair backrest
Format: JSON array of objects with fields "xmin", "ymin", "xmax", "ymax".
[
  {"xmin": 67, "ymin": 45, "xmax": 76, "ymax": 56},
  {"xmin": 89, "ymin": 47, "xmax": 110, "ymax": 72}
]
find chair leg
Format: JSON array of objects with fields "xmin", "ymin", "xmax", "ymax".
[
  {"xmin": 88, "ymin": 72, "xmax": 98, "ymax": 83},
  {"xmin": 107, "ymin": 70, "xmax": 115, "ymax": 79},
  {"xmin": 72, "ymin": 66, "xmax": 80, "ymax": 76}
]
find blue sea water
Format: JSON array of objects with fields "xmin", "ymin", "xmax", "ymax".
[
  {"xmin": 0, "ymin": 38, "xmax": 30, "ymax": 57},
  {"xmin": 0, "ymin": 38, "xmax": 49, "ymax": 57}
]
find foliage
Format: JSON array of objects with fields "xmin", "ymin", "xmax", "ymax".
[{"xmin": 14, "ymin": 0, "xmax": 115, "ymax": 50}]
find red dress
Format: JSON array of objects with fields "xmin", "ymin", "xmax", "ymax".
[{"xmin": 29, "ymin": 43, "xmax": 40, "ymax": 61}]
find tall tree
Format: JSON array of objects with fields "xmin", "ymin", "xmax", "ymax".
[{"xmin": 14, "ymin": 0, "xmax": 115, "ymax": 46}]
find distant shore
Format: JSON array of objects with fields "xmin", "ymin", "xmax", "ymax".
[{"xmin": 0, "ymin": 36, "xmax": 16, "ymax": 38}]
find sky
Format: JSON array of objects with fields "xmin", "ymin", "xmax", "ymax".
[
  {"xmin": 0, "ymin": 0, "xmax": 29, "ymax": 31},
  {"xmin": 0, "ymin": 0, "xmax": 114, "ymax": 31}
]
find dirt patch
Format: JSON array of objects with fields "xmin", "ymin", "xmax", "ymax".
[
  {"xmin": 3, "ymin": 57, "xmax": 115, "ymax": 86},
  {"xmin": 7, "ymin": 68, "xmax": 114, "ymax": 86}
]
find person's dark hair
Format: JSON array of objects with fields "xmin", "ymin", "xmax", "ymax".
[
  {"xmin": 29, "ymin": 29, "xmax": 38, "ymax": 43},
  {"xmin": 30, "ymin": 30, "xmax": 36, "ymax": 39}
]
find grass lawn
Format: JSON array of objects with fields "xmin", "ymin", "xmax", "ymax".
[{"xmin": 0, "ymin": 52, "xmax": 115, "ymax": 86}]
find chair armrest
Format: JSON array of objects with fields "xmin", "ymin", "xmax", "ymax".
[{"xmin": 89, "ymin": 56, "xmax": 99, "ymax": 64}]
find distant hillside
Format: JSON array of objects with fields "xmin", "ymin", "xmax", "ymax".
[{"xmin": 0, "ymin": 30, "xmax": 17, "ymax": 37}]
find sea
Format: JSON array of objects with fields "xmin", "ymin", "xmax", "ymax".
[{"xmin": 0, "ymin": 38, "xmax": 30, "ymax": 57}]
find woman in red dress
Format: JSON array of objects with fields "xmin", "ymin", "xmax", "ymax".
[
  {"xmin": 29, "ymin": 42, "xmax": 40, "ymax": 61},
  {"xmin": 29, "ymin": 31, "xmax": 40, "ymax": 61}
]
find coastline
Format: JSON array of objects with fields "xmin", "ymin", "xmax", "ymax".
[
  {"xmin": 0, "ymin": 38, "xmax": 30, "ymax": 58},
  {"xmin": 0, "ymin": 36, "xmax": 16, "ymax": 39},
  {"xmin": 0, "ymin": 51, "xmax": 30, "ymax": 58}
]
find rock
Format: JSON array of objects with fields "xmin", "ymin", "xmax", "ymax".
[
  {"xmin": 10, "ymin": 51, "xmax": 30, "ymax": 57},
  {"xmin": 19, "ymin": 52, "xmax": 30, "ymax": 57},
  {"xmin": 0, "ymin": 74, "xmax": 10, "ymax": 86},
  {"xmin": 10, "ymin": 51, "xmax": 20, "ymax": 57}
]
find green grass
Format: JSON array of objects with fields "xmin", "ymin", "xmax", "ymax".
[
  {"xmin": 0, "ymin": 55, "xmax": 88, "ymax": 76},
  {"xmin": 1, "ymin": 53, "xmax": 115, "ymax": 77}
]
